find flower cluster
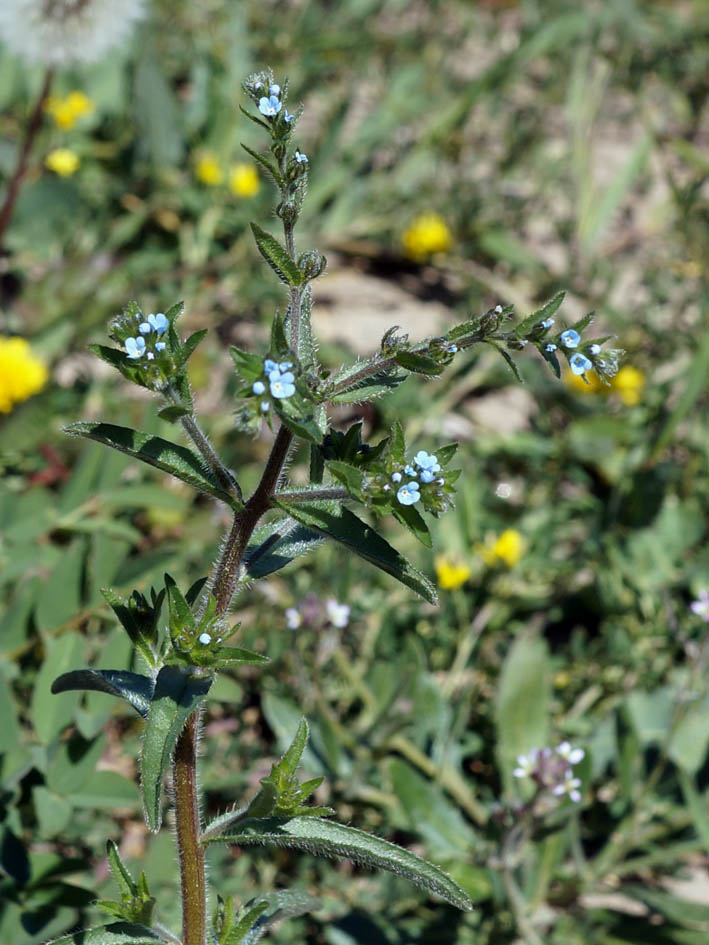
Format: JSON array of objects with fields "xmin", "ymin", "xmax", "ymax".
[
  {"xmin": 45, "ymin": 90, "xmax": 93, "ymax": 130},
  {"xmin": 250, "ymin": 358, "xmax": 297, "ymax": 414},
  {"xmin": 256, "ymin": 81, "xmax": 295, "ymax": 124},
  {"xmin": 360, "ymin": 447, "xmax": 459, "ymax": 519},
  {"xmin": 123, "ymin": 313, "xmax": 168, "ymax": 361},
  {"xmin": 285, "ymin": 594, "xmax": 351, "ymax": 631},
  {"xmin": 513, "ymin": 742, "xmax": 585, "ymax": 804},
  {"xmin": 0, "ymin": 336, "xmax": 48, "ymax": 413}
]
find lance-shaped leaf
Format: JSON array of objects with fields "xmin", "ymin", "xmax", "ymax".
[
  {"xmin": 65, "ymin": 422, "xmax": 242, "ymax": 511},
  {"xmin": 240, "ymin": 519, "xmax": 324, "ymax": 582},
  {"xmin": 395, "ymin": 350, "xmax": 444, "ymax": 376},
  {"xmin": 141, "ymin": 666, "xmax": 212, "ymax": 831},
  {"xmin": 206, "ymin": 816, "xmax": 472, "ymax": 911},
  {"xmin": 51, "ymin": 670, "xmax": 155, "ymax": 718},
  {"xmin": 241, "ymin": 889, "xmax": 320, "ymax": 945},
  {"xmin": 47, "ymin": 923, "xmax": 163, "ymax": 945},
  {"xmin": 251, "ymin": 223, "xmax": 304, "ymax": 287},
  {"xmin": 273, "ymin": 499, "xmax": 436, "ymax": 603},
  {"xmin": 514, "ymin": 291, "xmax": 566, "ymax": 338},
  {"xmin": 392, "ymin": 504, "xmax": 432, "ymax": 548}
]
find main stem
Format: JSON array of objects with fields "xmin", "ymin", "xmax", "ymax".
[
  {"xmin": 0, "ymin": 68, "xmax": 54, "ymax": 256},
  {"xmin": 174, "ymin": 712, "xmax": 206, "ymax": 945}
]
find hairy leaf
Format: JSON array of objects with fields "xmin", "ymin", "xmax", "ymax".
[
  {"xmin": 65, "ymin": 422, "xmax": 242, "ymax": 510},
  {"xmin": 395, "ymin": 350, "xmax": 444, "ymax": 376},
  {"xmin": 251, "ymin": 223, "xmax": 303, "ymax": 287},
  {"xmin": 51, "ymin": 670, "xmax": 155, "ymax": 718},
  {"xmin": 141, "ymin": 666, "xmax": 212, "ymax": 831},
  {"xmin": 47, "ymin": 923, "xmax": 162, "ymax": 944},
  {"xmin": 207, "ymin": 816, "xmax": 472, "ymax": 911},
  {"xmin": 274, "ymin": 500, "xmax": 437, "ymax": 603},
  {"xmin": 240, "ymin": 520, "xmax": 325, "ymax": 581}
]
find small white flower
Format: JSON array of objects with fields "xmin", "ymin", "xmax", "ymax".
[
  {"xmin": 325, "ymin": 599, "xmax": 350, "ymax": 628},
  {"xmin": 285, "ymin": 607, "xmax": 301, "ymax": 630},
  {"xmin": 589, "ymin": 344, "xmax": 601, "ymax": 355},
  {"xmin": 552, "ymin": 771, "xmax": 582, "ymax": 803},
  {"xmin": 512, "ymin": 750, "xmax": 538, "ymax": 779},
  {"xmin": 198, "ymin": 632, "xmax": 212, "ymax": 645},
  {"xmin": 556, "ymin": 742, "xmax": 585, "ymax": 765},
  {"xmin": 391, "ymin": 472, "xmax": 402, "ymax": 483},
  {"xmin": 0, "ymin": 0, "xmax": 147, "ymax": 67},
  {"xmin": 494, "ymin": 304, "xmax": 503, "ymax": 314}
]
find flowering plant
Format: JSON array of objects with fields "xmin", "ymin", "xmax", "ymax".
[{"xmin": 48, "ymin": 71, "xmax": 622, "ymax": 945}]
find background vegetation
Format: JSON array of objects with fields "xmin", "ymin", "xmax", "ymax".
[{"xmin": 1, "ymin": 1, "xmax": 708, "ymax": 943}]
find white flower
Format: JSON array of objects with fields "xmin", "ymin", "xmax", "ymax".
[
  {"xmin": 552, "ymin": 771, "xmax": 582, "ymax": 803},
  {"xmin": 325, "ymin": 599, "xmax": 350, "ymax": 628},
  {"xmin": 555, "ymin": 742, "xmax": 585, "ymax": 765},
  {"xmin": 285, "ymin": 607, "xmax": 301, "ymax": 630},
  {"xmin": 0, "ymin": 0, "xmax": 147, "ymax": 67},
  {"xmin": 198, "ymin": 632, "xmax": 212, "ymax": 645},
  {"xmin": 512, "ymin": 749, "xmax": 539, "ymax": 779}
]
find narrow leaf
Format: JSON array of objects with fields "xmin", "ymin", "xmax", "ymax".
[
  {"xmin": 65, "ymin": 422, "xmax": 242, "ymax": 510},
  {"xmin": 207, "ymin": 816, "xmax": 473, "ymax": 911},
  {"xmin": 395, "ymin": 351, "xmax": 443, "ymax": 376},
  {"xmin": 274, "ymin": 499, "xmax": 437, "ymax": 604},
  {"xmin": 514, "ymin": 291, "xmax": 566, "ymax": 337},
  {"xmin": 241, "ymin": 143, "xmax": 282, "ymax": 186},
  {"xmin": 251, "ymin": 223, "xmax": 303, "ymax": 287},
  {"xmin": 107, "ymin": 839, "xmax": 137, "ymax": 900},
  {"xmin": 173, "ymin": 329, "xmax": 208, "ymax": 371},
  {"xmin": 141, "ymin": 666, "xmax": 212, "ymax": 831},
  {"xmin": 240, "ymin": 520, "xmax": 324, "ymax": 581},
  {"xmin": 157, "ymin": 405, "xmax": 190, "ymax": 423},
  {"xmin": 216, "ymin": 647, "xmax": 269, "ymax": 667},
  {"xmin": 51, "ymin": 670, "xmax": 155, "ymax": 718},
  {"xmin": 392, "ymin": 504, "xmax": 432, "ymax": 548},
  {"xmin": 484, "ymin": 341, "xmax": 523, "ymax": 382}
]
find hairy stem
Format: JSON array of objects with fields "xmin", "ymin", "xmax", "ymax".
[
  {"xmin": 173, "ymin": 712, "xmax": 206, "ymax": 945},
  {"xmin": 0, "ymin": 68, "xmax": 54, "ymax": 256}
]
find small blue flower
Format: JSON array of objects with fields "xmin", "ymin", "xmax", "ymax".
[
  {"xmin": 279, "ymin": 361, "xmax": 293, "ymax": 371},
  {"xmin": 138, "ymin": 321, "xmax": 151, "ymax": 334},
  {"xmin": 413, "ymin": 450, "xmax": 440, "ymax": 473},
  {"xmin": 545, "ymin": 343, "xmax": 557, "ymax": 352},
  {"xmin": 148, "ymin": 313, "xmax": 168, "ymax": 335},
  {"xmin": 589, "ymin": 343, "xmax": 601, "ymax": 355},
  {"xmin": 155, "ymin": 341, "xmax": 166, "ymax": 351},
  {"xmin": 420, "ymin": 469, "xmax": 436, "ymax": 484},
  {"xmin": 264, "ymin": 359, "xmax": 277, "ymax": 373},
  {"xmin": 269, "ymin": 83, "xmax": 281, "ymax": 96},
  {"xmin": 252, "ymin": 380, "xmax": 266, "ymax": 395},
  {"xmin": 258, "ymin": 95, "xmax": 281, "ymax": 117},
  {"xmin": 198, "ymin": 632, "xmax": 212, "ymax": 645},
  {"xmin": 284, "ymin": 110, "xmax": 295, "ymax": 123},
  {"xmin": 260, "ymin": 401, "xmax": 270, "ymax": 412},
  {"xmin": 125, "ymin": 336, "xmax": 146, "ymax": 359},
  {"xmin": 391, "ymin": 471, "xmax": 402, "ymax": 483},
  {"xmin": 397, "ymin": 481, "xmax": 421, "ymax": 506},
  {"xmin": 541, "ymin": 318, "xmax": 555, "ymax": 329},
  {"xmin": 404, "ymin": 464, "xmax": 416, "ymax": 476},
  {"xmin": 560, "ymin": 329, "xmax": 581, "ymax": 349},
  {"xmin": 295, "ymin": 150, "xmax": 308, "ymax": 164},
  {"xmin": 570, "ymin": 353, "xmax": 593, "ymax": 375},
  {"xmin": 270, "ymin": 372, "xmax": 296, "ymax": 398},
  {"xmin": 447, "ymin": 344, "xmax": 458, "ymax": 353}
]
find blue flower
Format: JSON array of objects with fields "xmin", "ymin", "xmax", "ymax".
[
  {"xmin": 155, "ymin": 341, "xmax": 166, "ymax": 352},
  {"xmin": 447, "ymin": 344, "xmax": 458, "ymax": 353},
  {"xmin": 545, "ymin": 343, "xmax": 557, "ymax": 352},
  {"xmin": 148, "ymin": 313, "xmax": 168, "ymax": 335},
  {"xmin": 420, "ymin": 469, "xmax": 435, "ymax": 483},
  {"xmin": 295, "ymin": 150, "xmax": 308, "ymax": 164},
  {"xmin": 560, "ymin": 329, "xmax": 581, "ymax": 349},
  {"xmin": 138, "ymin": 321, "xmax": 151, "ymax": 334},
  {"xmin": 413, "ymin": 450, "xmax": 440, "ymax": 473},
  {"xmin": 270, "ymin": 371, "xmax": 295, "ymax": 399},
  {"xmin": 278, "ymin": 361, "xmax": 293, "ymax": 371},
  {"xmin": 258, "ymin": 95, "xmax": 282, "ymax": 117},
  {"xmin": 269, "ymin": 83, "xmax": 281, "ymax": 96},
  {"xmin": 570, "ymin": 353, "xmax": 593, "ymax": 375},
  {"xmin": 397, "ymin": 481, "xmax": 421, "ymax": 506},
  {"xmin": 404, "ymin": 464, "xmax": 416, "ymax": 476},
  {"xmin": 541, "ymin": 318, "xmax": 555, "ymax": 329},
  {"xmin": 260, "ymin": 401, "xmax": 270, "ymax": 412},
  {"xmin": 252, "ymin": 380, "xmax": 266, "ymax": 395},
  {"xmin": 391, "ymin": 471, "xmax": 402, "ymax": 483},
  {"xmin": 264, "ymin": 359, "xmax": 277, "ymax": 373},
  {"xmin": 284, "ymin": 110, "xmax": 295, "ymax": 123},
  {"xmin": 198, "ymin": 632, "xmax": 212, "ymax": 645},
  {"xmin": 125, "ymin": 336, "xmax": 146, "ymax": 359}
]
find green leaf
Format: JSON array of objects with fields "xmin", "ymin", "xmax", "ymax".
[
  {"xmin": 241, "ymin": 143, "xmax": 283, "ymax": 186},
  {"xmin": 241, "ymin": 520, "xmax": 324, "ymax": 581},
  {"xmin": 392, "ymin": 504, "xmax": 432, "ymax": 548},
  {"xmin": 395, "ymin": 351, "xmax": 444, "ymax": 376},
  {"xmin": 157, "ymin": 405, "xmax": 190, "ymax": 423},
  {"xmin": 250, "ymin": 223, "xmax": 303, "ymax": 287},
  {"xmin": 230, "ymin": 347, "xmax": 266, "ymax": 382},
  {"xmin": 107, "ymin": 840, "xmax": 136, "ymax": 900},
  {"xmin": 207, "ymin": 816, "xmax": 472, "ymax": 911},
  {"xmin": 173, "ymin": 329, "xmax": 208, "ymax": 371},
  {"xmin": 484, "ymin": 340, "xmax": 523, "ymax": 382},
  {"xmin": 51, "ymin": 670, "xmax": 155, "ymax": 718},
  {"xmin": 65, "ymin": 422, "xmax": 242, "ymax": 510},
  {"xmin": 240, "ymin": 889, "xmax": 319, "ymax": 945},
  {"xmin": 47, "ymin": 922, "xmax": 162, "ymax": 944},
  {"xmin": 273, "ymin": 395, "xmax": 322, "ymax": 443},
  {"xmin": 514, "ymin": 291, "xmax": 565, "ymax": 337},
  {"xmin": 327, "ymin": 460, "xmax": 365, "ymax": 502},
  {"xmin": 165, "ymin": 575, "xmax": 196, "ymax": 636},
  {"xmin": 215, "ymin": 647, "xmax": 269, "ymax": 668},
  {"xmin": 274, "ymin": 499, "xmax": 437, "ymax": 603},
  {"xmin": 495, "ymin": 633, "xmax": 550, "ymax": 792},
  {"xmin": 141, "ymin": 666, "xmax": 212, "ymax": 831}
]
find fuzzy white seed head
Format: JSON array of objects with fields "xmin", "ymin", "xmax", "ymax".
[{"xmin": 0, "ymin": 0, "xmax": 147, "ymax": 67}]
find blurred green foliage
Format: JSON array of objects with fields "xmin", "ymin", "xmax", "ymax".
[{"xmin": 2, "ymin": 0, "xmax": 709, "ymax": 943}]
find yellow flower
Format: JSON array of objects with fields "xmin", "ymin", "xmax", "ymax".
[
  {"xmin": 434, "ymin": 554, "xmax": 472, "ymax": 590},
  {"xmin": 45, "ymin": 147, "xmax": 80, "ymax": 176},
  {"xmin": 229, "ymin": 163, "xmax": 260, "ymax": 198},
  {"xmin": 611, "ymin": 365, "xmax": 645, "ymax": 406},
  {"xmin": 477, "ymin": 529, "xmax": 525, "ymax": 568},
  {"xmin": 402, "ymin": 213, "xmax": 453, "ymax": 261},
  {"xmin": 195, "ymin": 153, "xmax": 223, "ymax": 186},
  {"xmin": 45, "ymin": 90, "xmax": 93, "ymax": 130},
  {"xmin": 0, "ymin": 337, "xmax": 48, "ymax": 413}
]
